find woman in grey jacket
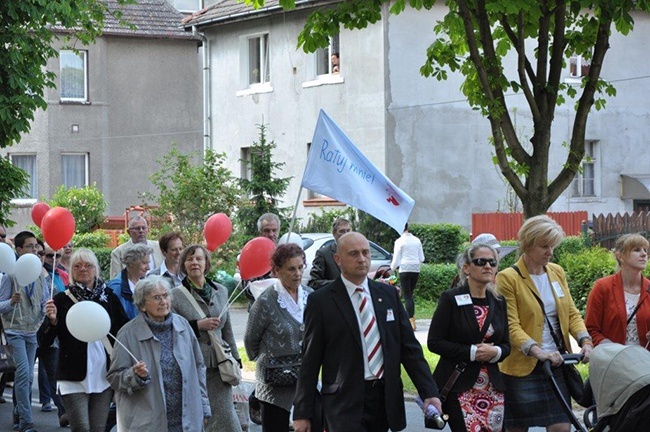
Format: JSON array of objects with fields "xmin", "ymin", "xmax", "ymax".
[
  {"xmin": 245, "ymin": 243, "xmax": 313, "ymax": 432},
  {"xmin": 107, "ymin": 275, "xmax": 210, "ymax": 431}
]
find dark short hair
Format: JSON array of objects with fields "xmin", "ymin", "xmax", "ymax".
[
  {"xmin": 331, "ymin": 217, "xmax": 350, "ymax": 234},
  {"xmin": 14, "ymin": 231, "xmax": 36, "ymax": 248},
  {"xmin": 179, "ymin": 244, "xmax": 211, "ymax": 275},
  {"xmin": 159, "ymin": 231, "xmax": 183, "ymax": 253},
  {"xmin": 271, "ymin": 243, "xmax": 305, "ymax": 269}
]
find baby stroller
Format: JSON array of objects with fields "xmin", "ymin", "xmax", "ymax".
[
  {"xmin": 542, "ymin": 353, "xmax": 588, "ymax": 432},
  {"xmin": 587, "ymin": 343, "xmax": 650, "ymax": 432}
]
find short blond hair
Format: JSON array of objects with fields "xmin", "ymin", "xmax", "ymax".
[
  {"xmin": 614, "ymin": 233, "xmax": 649, "ymax": 266},
  {"xmin": 518, "ymin": 215, "xmax": 565, "ymax": 253}
]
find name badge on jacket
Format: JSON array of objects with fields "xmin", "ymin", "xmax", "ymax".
[
  {"xmin": 386, "ymin": 309, "xmax": 395, "ymax": 321},
  {"xmin": 551, "ymin": 281, "xmax": 565, "ymax": 298},
  {"xmin": 455, "ymin": 294, "xmax": 472, "ymax": 306}
]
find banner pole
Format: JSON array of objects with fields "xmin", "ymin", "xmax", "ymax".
[{"xmin": 286, "ymin": 186, "xmax": 303, "ymax": 238}]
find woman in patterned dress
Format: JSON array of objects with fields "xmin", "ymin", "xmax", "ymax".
[
  {"xmin": 585, "ymin": 233, "xmax": 650, "ymax": 348},
  {"xmin": 428, "ymin": 243, "xmax": 511, "ymax": 431}
]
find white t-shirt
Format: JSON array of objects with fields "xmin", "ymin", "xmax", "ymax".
[{"xmin": 530, "ymin": 273, "xmax": 561, "ymax": 351}]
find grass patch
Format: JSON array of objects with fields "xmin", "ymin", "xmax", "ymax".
[
  {"xmin": 401, "ymin": 347, "xmax": 440, "ymax": 394},
  {"xmin": 238, "ymin": 347, "xmax": 256, "ymax": 373},
  {"xmin": 414, "ymin": 298, "xmax": 436, "ymax": 320}
]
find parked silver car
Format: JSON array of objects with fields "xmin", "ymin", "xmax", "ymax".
[{"xmin": 300, "ymin": 233, "xmax": 393, "ymax": 286}]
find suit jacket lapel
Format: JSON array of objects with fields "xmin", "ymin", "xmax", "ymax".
[
  {"xmin": 480, "ymin": 291, "xmax": 497, "ymax": 340},
  {"xmin": 330, "ymin": 278, "xmax": 362, "ymax": 351},
  {"xmin": 458, "ymin": 284, "xmax": 481, "ymax": 339}
]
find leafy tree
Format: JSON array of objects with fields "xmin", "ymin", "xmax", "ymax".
[
  {"xmin": 0, "ymin": 158, "xmax": 30, "ymax": 227},
  {"xmin": 0, "ymin": 0, "xmax": 132, "ymax": 224},
  {"xmin": 49, "ymin": 184, "xmax": 107, "ymax": 233},
  {"xmin": 142, "ymin": 146, "xmax": 242, "ymax": 246},
  {"xmin": 248, "ymin": 0, "xmax": 650, "ymax": 217},
  {"xmin": 237, "ymin": 123, "xmax": 292, "ymax": 238}
]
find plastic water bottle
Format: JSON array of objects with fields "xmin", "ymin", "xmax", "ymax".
[{"xmin": 415, "ymin": 396, "xmax": 447, "ymax": 429}]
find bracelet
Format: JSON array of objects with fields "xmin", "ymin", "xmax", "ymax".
[{"xmin": 579, "ymin": 337, "xmax": 593, "ymax": 347}]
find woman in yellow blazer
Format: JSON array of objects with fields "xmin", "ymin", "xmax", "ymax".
[{"xmin": 496, "ymin": 215, "xmax": 593, "ymax": 432}]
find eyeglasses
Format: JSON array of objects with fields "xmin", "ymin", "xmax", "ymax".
[
  {"xmin": 147, "ymin": 293, "xmax": 170, "ymax": 302},
  {"xmin": 471, "ymin": 258, "xmax": 498, "ymax": 267},
  {"xmin": 129, "ymin": 226, "xmax": 148, "ymax": 231},
  {"xmin": 73, "ymin": 263, "xmax": 95, "ymax": 271},
  {"xmin": 38, "ymin": 251, "xmax": 46, "ymax": 257},
  {"xmin": 46, "ymin": 253, "xmax": 62, "ymax": 259}
]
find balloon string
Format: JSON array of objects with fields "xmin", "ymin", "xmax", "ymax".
[
  {"xmin": 220, "ymin": 284, "xmax": 246, "ymax": 320},
  {"xmin": 225, "ymin": 280, "xmax": 242, "ymax": 305},
  {"xmin": 51, "ymin": 255, "xmax": 57, "ymax": 300},
  {"xmin": 107, "ymin": 333, "xmax": 139, "ymax": 364}
]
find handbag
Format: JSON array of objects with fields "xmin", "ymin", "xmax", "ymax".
[
  {"xmin": 511, "ymin": 265, "xmax": 584, "ymax": 401},
  {"xmin": 177, "ymin": 286, "xmax": 241, "ymax": 386},
  {"xmin": 0, "ymin": 328, "xmax": 17, "ymax": 374},
  {"xmin": 263, "ymin": 353, "xmax": 301, "ymax": 386}
]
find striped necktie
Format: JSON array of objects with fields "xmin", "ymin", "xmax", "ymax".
[{"xmin": 355, "ymin": 287, "xmax": 384, "ymax": 378}]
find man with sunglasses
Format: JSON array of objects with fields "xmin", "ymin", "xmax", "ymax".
[
  {"xmin": 36, "ymin": 245, "xmax": 68, "ymax": 424},
  {"xmin": 0, "ymin": 231, "xmax": 50, "ymax": 432},
  {"xmin": 109, "ymin": 216, "xmax": 163, "ymax": 279}
]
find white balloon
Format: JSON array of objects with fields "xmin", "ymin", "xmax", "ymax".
[
  {"xmin": 14, "ymin": 253, "xmax": 42, "ymax": 286},
  {"xmin": 66, "ymin": 301, "xmax": 111, "ymax": 343},
  {"xmin": 0, "ymin": 243, "xmax": 16, "ymax": 275},
  {"xmin": 278, "ymin": 232, "xmax": 303, "ymax": 249}
]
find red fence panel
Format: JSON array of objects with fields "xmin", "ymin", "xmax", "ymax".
[{"xmin": 472, "ymin": 211, "xmax": 588, "ymax": 241}]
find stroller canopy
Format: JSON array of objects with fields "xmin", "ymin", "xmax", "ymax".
[{"xmin": 589, "ymin": 343, "xmax": 650, "ymax": 418}]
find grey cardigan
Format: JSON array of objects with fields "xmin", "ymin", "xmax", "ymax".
[
  {"xmin": 107, "ymin": 313, "xmax": 211, "ymax": 431},
  {"xmin": 244, "ymin": 284, "xmax": 312, "ymax": 411},
  {"xmin": 171, "ymin": 280, "xmax": 240, "ymax": 369}
]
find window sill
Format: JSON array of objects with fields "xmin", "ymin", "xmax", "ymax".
[
  {"xmin": 564, "ymin": 77, "xmax": 585, "ymax": 85},
  {"xmin": 302, "ymin": 74, "xmax": 345, "ymax": 89},
  {"xmin": 236, "ymin": 84, "xmax": 273, "ymax": 97},
  {"xmin": 569, "ymin": 196, "xmax": 604, "ymax": 203},
  {"xmin": 59, "ymin": 100, "xmax": 91, "ymax": 105},
  {"xmin": 10, "ymin": 198, "xmax": 37, "ymax": 207},
  {"xmin": 303, "ymin": 197, "xmax": 346, "ymax": 207}
]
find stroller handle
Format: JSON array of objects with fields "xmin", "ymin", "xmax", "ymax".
[{"xmin": 562, "ymin": 353, "xmax": 584, "ymax": 365}]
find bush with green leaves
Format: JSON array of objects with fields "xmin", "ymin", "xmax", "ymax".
[
  {"xmin": 415, "ymin": 263, "xmax": 458, "ymax": 302},
  {"xmin": 562, "ymin": 247, "xmax": 616, "ymax": 314},
  {"xmin": 90, "ymin": 247, "xmax": 113, "ymax": 281},
  {"xmin": 497, "ymin": 240, "xmax": 519, "ymax": 270},
  {"xmin": 409, "ymin": 223, "xmax": 466, "ymax": 264},
  {"xmin": 49, "ymin": 183, "xmax": 107, "ymax": 233},
  {"xmin": 73, "ymin": 231, "xmax": 110, "ymax": 249},
  {"xmin": 301, "ymin": 207, "xmax": 356, "ymax": 233},
  {"xmin": 554, "ymin": 236, "xmax": 589, "ymax": 266}
]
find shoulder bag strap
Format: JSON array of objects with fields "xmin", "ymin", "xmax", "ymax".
[
  {"xmin": 64, "ymin": 290, "xmax": 113, "ymax": 356},
  {"xmin": 626, "ymin": 287, "xmax": 650, "ymax": 325},
  {"xmin": 511, "ymin": 266, "xmax": 566, "ymax": 352},
  {"xmin": 176, "ymin": 287, "xmax": 224, "ymax": 347},
  {"xmin": 439, "ymin": 362, "xmax": 468, "ymax": 402}
]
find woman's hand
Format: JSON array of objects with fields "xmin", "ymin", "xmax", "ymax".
[
  {"xmin": 45, "ymin": 299, "xmax": 57, "ymax": 325},
  {"xmin": 198, "ymin": 317, "xmax": 221, "ymax": 331},
  {"xmin": 530, "ymin": 346, "xmax": 564, "ymax": 367},
  {"xmin": 580, "ymin": 343, "xmax": 593, "ymax": 363},
  {"xmin": 133, "ymin": 361, "xmax": 149, "ymax": 379},
  {"xmin": 475, "ymin": 343, "xmax": 497, "ymax": 362}
]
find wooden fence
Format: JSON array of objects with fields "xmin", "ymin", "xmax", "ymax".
[
  {"xmin": 591, "ymin": 211, "xmax": 650, "ymax": 250},
  {"xmin": 472, "ymin": 211, "xmax": 589, "ymax": 241}
]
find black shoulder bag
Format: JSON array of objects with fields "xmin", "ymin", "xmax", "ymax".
[{"xmin": 511, "ymin": 265, "xmax": 584, "ymax": 401}]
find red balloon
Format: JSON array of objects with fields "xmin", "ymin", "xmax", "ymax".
[
  {"xmin": 239, "ymin": 237, "xmax": 276, "ymax": 280},
  {"xmin": 204, "ymin": 213, "xmax": 233, "ymax": 252},
  {"xmin": 41, "ymin": 207, "xmax": 76, "ymax": 250},
  {"xmin": 31, "ymin": 202, "xmax": 51, "ymax": 228}
]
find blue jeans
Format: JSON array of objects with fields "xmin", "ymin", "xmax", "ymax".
[
  {"xmin": 37, "ymin": 346, "xmax": 65, "ymax": 413},
  {"xmin": 6, "ymin": 332, "xmax": 37, "ymax": 429}
]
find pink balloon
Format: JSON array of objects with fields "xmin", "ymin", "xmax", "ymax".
[
  {"xmin": 204, "ymin": 213, "xmax": 233, "ymax": 252},
  {"xmin": 41, "ymin": 207, "xmax": 76, "ymax": 250},
  {"xmin": 239, "ymin": 237, "xmax": 275, "ymax": 280},
  {"xmin": 31, "ymin": 202, "xmax": 51, "ymax": 228}
]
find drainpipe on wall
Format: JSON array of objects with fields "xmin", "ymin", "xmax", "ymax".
[{"xmin": 192, "ymin": 25, "xmax": 211, "ymax": 153}]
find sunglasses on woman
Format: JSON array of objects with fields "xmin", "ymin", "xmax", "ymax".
[{"xmin": 471, "ymin": 258, "xmax": 498, "ymax": 267}]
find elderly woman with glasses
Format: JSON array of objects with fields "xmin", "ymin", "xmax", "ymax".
[
  {"xmin": 171, "ymin": 244, "xmax": 241, "ymax": 432},
  {"xmin": 107, "ymin": 275, "xmax": 211, "ymax": 431},
  {"xmin": 108, "ymin": 243, "xmax": 152, "ymax": 319},
  {"xmin": 428, "ymin": 243, "xmax": 510, "ymax": 432},
  {"xmin": 39, "ymin": 248, "xmax": 129, "ymax": 432},
  {"xmin": 496, "ymin": 215, "xmax": 592, "ymax": 432},
  {"xmin": 244, "ymin": 243, "xmax": 314, "ymax": 432}
]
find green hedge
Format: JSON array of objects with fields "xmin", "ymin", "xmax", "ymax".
[
  {"xmin": 410, "ymin": 223, "xmax": 466, "ymax": 264},
  {"xmin": 91, "ymin": 247, "xmax": 113, "ymax": 281},
  {"xmin": 415, "ymin": 263, "xmax": 458, "ymax": 302},
  {"xmin": 561, "ymin": 247, "xmax": 616, "ymax": 314},
  {"xmin": 554, "ymin": 236, "xmax": 589, "ymax": 265}
]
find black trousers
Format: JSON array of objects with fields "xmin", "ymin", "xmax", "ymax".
[
  {"xmin": 361, "ymin": 380, "xmax": 389, "ymax": 432},
  {"xmin": 399, "ymin": 272, "xmax": 419, "ymax": 318},
  {"xmin": 260, "ymin": 400, "xmax": 290, "ymax": 432}
]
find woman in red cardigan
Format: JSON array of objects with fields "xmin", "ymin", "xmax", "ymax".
[{"xmin": 585, "ymin": 233, "xmax": 650, "ymax": 348}]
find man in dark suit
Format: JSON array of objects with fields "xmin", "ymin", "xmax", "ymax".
[
  {"xmin": 307, "ymin": 217, "xmax": 351, "ymax": 290},
  {"xmin": 294, "ymin": 232, "xmax": 442, "ymax": 432}
]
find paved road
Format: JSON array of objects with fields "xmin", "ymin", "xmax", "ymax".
[{"xmin": 0, "ymin": 307, "xmax": 571, "ymax": 431}]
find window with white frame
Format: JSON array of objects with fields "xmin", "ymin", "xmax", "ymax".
[
  {"xmin": 572, "ymin": 140, "xmax": 598, "ymax": 197},
  {"xmin": 60, "ymin": 50, "xmax": 88, "ymax": 101},
  {"xmin": 62, "ymin": 153, "xmax": 88, "ymax": 189},
  {"xmin": 11, "ymin": 154, "xmax": 37, "ymax": 199},
  {"xmin": 316, "ymin": 35, "xmax": 340, "ymax": 76},
  {"xmin": 569, "ymin": 55, "xmax": 590, "ymax": 78},
  {"xmin": 248, "ymin": 34, "xmax": 270, "ymax": 86},
  {"xmin": 240, "ymin": 147, "xmax": 252, "ymax": 181},
  {"xmin": 171, "ymin": 0, "xmax": 201, "ymax": 12}
]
